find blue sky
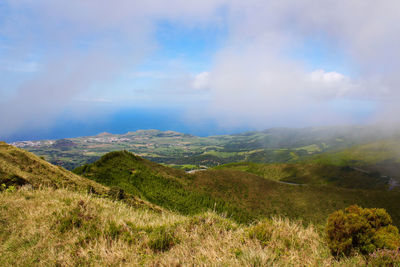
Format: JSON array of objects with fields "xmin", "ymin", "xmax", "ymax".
[{"xmin": 1, "ymin": 1, "xmax": 398, "ymax": 142}]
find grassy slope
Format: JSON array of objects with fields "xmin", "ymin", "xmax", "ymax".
[
  {"xmin": 214, "ymin": 135, "xmax": 400, "ymax": 189},
  {"xmin": 74, "ymin": 151, "xmax": 253, "ymax": 223},
  {"xmin": 310, "ymin": 136, "xmax": 400, "ymax": 184},
  {"xmin": 0, "ymin": 145, "xmax": 365, "ymax": 265},
  {"xmin": 0, "ymin": 142, "xmax": 107, "ymax": 194},
  {"xmin": 214, "ymin": 162, "xmax": 389, "ymax": 190},
  {"xmin": 192, "ymin": 169, "xmax": 400, "ymax": 227},
  {"xmin": 312, "ymin": 136, "xmax": 400, "ymax": 165},
  {"xmin": 0, "ymin": 187, "xmax": 364, "ymax": 266},
  {"xmin": 74, "ymin": 151, "xmax": 400, "ymax": 227}
]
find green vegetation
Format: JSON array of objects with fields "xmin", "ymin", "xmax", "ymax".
[
  {"xmin": 326, "ymin": 205, "xmax": 400, "ymax": 256},
  {"xmin": 147, "ymin": 225, "xmax": 180, "ymax": 252},
  {"xmin": 192, "ymin": 169, "xmax": 400, "ymax": 226},
  {"xmin": 74, "ymin": 151, "xmax": 252, "ymax": 223},
  {"xmin": 0, "ymin": 187, "xmax": 367, "ymax": 266},
  {"xmin": 13, "ymin": 125, "xmax": 392, "ymax": 170},
  {"xmin": 312, "ymin": 137, "xmax": 400, "ymax": 166},
  {"xmin": 74, "ymin": 150, "xmax": 400, "ymax": 227},
  {"xmin": 1, "ymin": 142, "xmax": 399, "ymax": 265},
  {"xmin": 247, "ymin": 219, "xmax": 274, "ymax": 247},
  {"xmin": 215, "ymin": 161, "xmax": 390, "ymax": 190},
  {"xmin": 368, "ymin": 249, "xmax": 400, "ymax": 266}
]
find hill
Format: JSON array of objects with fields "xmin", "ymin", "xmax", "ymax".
[
  {"xmin": 0, "ymin": 142, "xmax": 106, "ymax": 193},
  {"xmin": 312, "ymin": 136, "xmax": 400, "ymax": 165},
  {"xmin": 73, "ymin": 151, "xmax": 253, "ymax": 223},
  {"xmin": 74, "ymin": 150, "xmax": 400, "ymax": 226},
  {"xmin": 11, "ymin": 125, "xmax": 394, "ymax": 170},
  {"xmin": 310, "ymin": 136, "xmax": 400, "ymax": 188},
  {"xmin": 0, "ymin": 187, "xmax": 365, "ymax": 266},
  {"xmin": 214, "ymin": 161, "xmax": 391, "ymax": 190},
  {"xmin": 0, "ymin": 144, "xmax": 394, "ymax": 265}
]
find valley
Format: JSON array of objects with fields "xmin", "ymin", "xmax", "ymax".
[
  {"xmin": 11, "ymin": 125, "xmax": 396, "ymax": 170},
  {"xmin": 2, "ymin": 126, "xmax": 400, "ymax": 266}
]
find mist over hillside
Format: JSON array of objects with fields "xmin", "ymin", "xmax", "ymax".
[
  {"xmin": 10, "ymin": 125, "xmax": 400, "ymax": 170},
  {"xmin": 2, "ymin": 0, "xmax": 400, "ymax": 265}
]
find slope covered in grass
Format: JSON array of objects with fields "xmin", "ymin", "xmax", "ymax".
[
  {"xmin": 308, "ymin": 136, "xmax": 400, "ymax": 187},
  {"xmin": 74, "ymin": 151, "xmax": 400, "ymax": 227},
  {"xmin": 214, "ymin": 161, "xmax": 389, "ymax": 190},
  {"xmin": 0, "ymin": 187, "xmax": 365, "ymax": 266},
  {"xmin": 192, "ymin": 169, "xmax": 400, "ymax": 227},
  {"xmin": 312, "ymin": 136, "xmax": 400, "ymax": 166},
  {"xmin": 0, "ymin": 144, "xmax": 396, "ymax": 265},
  {"xmin": 0, "ymin": 142, "xmax": 107, "ymax": 194},
  {"xmin": 73, "ymin": 151, "xmax": 252, "ymax": 223}
]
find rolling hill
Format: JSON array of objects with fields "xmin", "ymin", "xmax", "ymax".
[
  {"xmin": 1, "ymin": 143, "xmax": 399, "ymax": 265},
  {"xmin": 11, "ymin": 125, "xmax": 395, "ymax": 170},
  {"xmin": 74, "ymin": 150, "xmax": 400, "ymax": 227},
  {"xmin": 0, "ymin": 143, "xmax": 371, "ymax": 266},
  {"xmin": 0, "ymin": 141, "xmax": 107, "ymax": 193},
  {"xmin": 214, "ymin": 161, "xmax": 392, "ymax": 190}
]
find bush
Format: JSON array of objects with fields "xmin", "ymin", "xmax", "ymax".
[
  {"xmin": 326, "ymin": 205, "xmax": 400, "ymax": 256},
  {"xmin": 368, "ymin": 249, "xmax": 400, "ymax": 266}
]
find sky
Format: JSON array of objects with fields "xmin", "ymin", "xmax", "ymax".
[{"xmin": 1, "ymin": 0, "xmax": 400, "ymax": 142}]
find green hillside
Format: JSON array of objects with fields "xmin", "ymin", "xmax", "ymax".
[
  {"xmin": 214, "ymin": 162, "xmax": 390, "ymax": 190},
  {"xmin": 192, "ymin": 169, "xmax": 400, "ymax": 226},
  {"xmin": 73, "ymin": 151, "xmax": 252, "ymax": 223},
  {"xmin": 0, "ymin": 144, "xmax": 398, "ymax": 265},
  {"xmin": 312, "ymin": 136, "xmax": 400, "ymax": 165},
  {"xmin": 12, "ymin": 125, "xmax": 393, "ymax": 169},
  {"xmin": 74, "ymin": 150, "xmax": 400, "ymax": 227},
  {"xmin": 309, "ymin": 136, "xmax": 400, "ymax": 188}
]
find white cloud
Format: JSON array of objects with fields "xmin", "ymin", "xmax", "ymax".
[
  {"xmin": 192, "ymin": 72, "xmax": 210, "ymax": 90},
  {"xmin": 2, "ymin": 0, "xmax": 400, "ymax": 137},
  {"xmin": 310, "ymin": 70, "xmax": 347, "ymax": 84},
  {"xmin": 189, "ymin": 0, "xmax": 400, "ymax": 127}
]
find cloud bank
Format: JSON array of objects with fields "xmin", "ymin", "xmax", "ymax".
[{"xmin": 1, "ymin": 0, "xmax": 400, "ymax": 137}]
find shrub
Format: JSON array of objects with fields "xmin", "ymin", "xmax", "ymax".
[
  {"xmin": 368, "ymin": 249, "xmax": 400, "ymax": 267},
  {"xmin": 326, "ymin": 205, "xmax": 400, "ymax": 256}
]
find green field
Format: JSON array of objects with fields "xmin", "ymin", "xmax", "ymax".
[{"xmin": 11, "ymin": 126, "xmax": 396, "ymax": 170}]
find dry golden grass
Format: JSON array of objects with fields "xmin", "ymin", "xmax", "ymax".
[
  {"xmin": 0, "ymin": 187, "xmax": 366, "ymax": 266},
  {"xmin": 0, "ymin": 142, "xmax": 107, "ymax": 194}
]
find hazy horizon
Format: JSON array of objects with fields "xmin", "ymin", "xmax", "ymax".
[{"xmin": 2, "ymin": 1, "xmax": 400, "ymax": 141}]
